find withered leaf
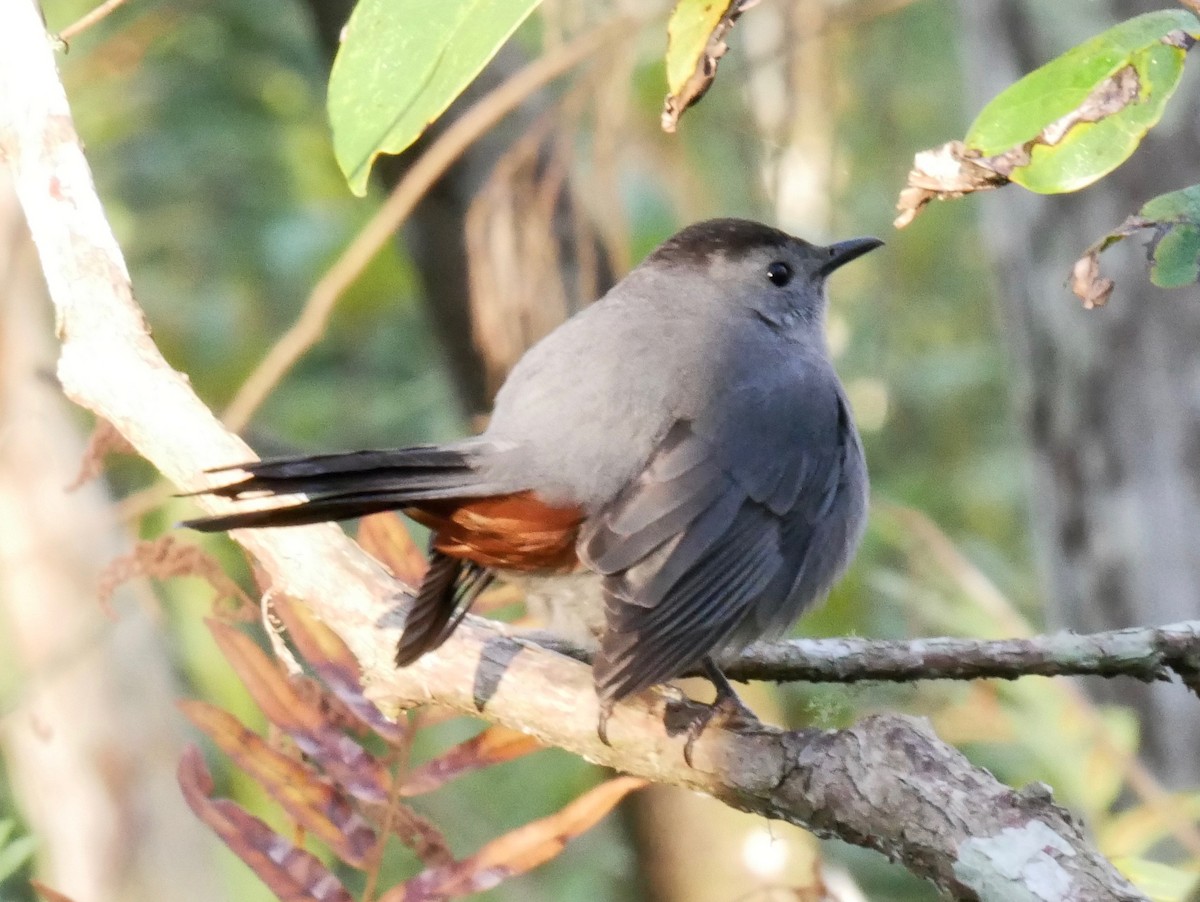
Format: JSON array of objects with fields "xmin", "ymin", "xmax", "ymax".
[
  {"xmin": 381, "ymin": 776, "xmax": 647, "ymax": 901},
  {"xmin": 387, "ymin": 803, "xmax": 456, "ymax": 868},
  {"xmin": 661, "ymin": 0, "xmax": 758, "ymax": 133},
  {"xmin": 178, "ymin": 746, "xmax": 354, "ymax": 902},
  {"xmin": 98, "ymin": 536, "xmax": 255, "ymax": 620},
  {"xmin": 30, "ymin": 882, "xmax": 79, "ymax": 902},
  {"xmin": 894, "ymin": 141, "xmax": 1008, "ymax": 228},
  {"xmin": 357, "ymin": 512, "xmax": 428, "ymax": 587},
  {"xmin": 270, "ymin": 597, "xmax": 409, "ymax": 745},
  {"xmin": 207, "ymin": 619, "xmax": 392, "ymax": 803},
  {"xmin": 399, "ymin": 726, "xmax": 543, "ymax": 797},
  {"xmin": 180, "ymin": 700, "xmax": 376, "ymax": 867},
  {"xmin": 66, "ymin": 418, "xmax": 134, "ymax": 490}
]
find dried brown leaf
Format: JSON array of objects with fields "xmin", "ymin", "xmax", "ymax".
[
  {"xmin": 271, "ymin": 597, "xmax": 408, "ymax": 745},
  {"xmin": 1070, "ymin": 253, "xmax": 1116, "ymax": 309},
  {"xmin": 382, "ymin": 776, "xmax": 648, "ymax": 901},
  {"xmin": 180, "ymin": 700, "xmax": 377, "ymax": 866},
  {"xmin": 207, "ymin": 619, "xmax": 393, "ymax": 803},
  {"xmin": 387, "ymin": 803, "xmax": 456, "ymax": 868},
  {"xmin": 465, "ymin": 111, "xmax": 592, "ymax": 398},
  {"xmin": 894, "ymin": 141, "xmax": 1009, "ymax": 228},
  {"xmin": 291, "ymin": 673, "xmax": 375, "ymax": 739},
  {"xmin": 97, "ymin": 535, "xmax": 255, "ymax": 619},
  {"xmin": 399, "ymin": 726, "xmax": 543, "ymax": 797},
  {"xmin": 29, "ymin": 881, "xmax": 79, "ymax": 902},
  {"xmin": 178, "ymin": 746, "xmax": 353, "ymax": 902},
  {"xmin": 1070, "ymin": 215, "xmax": 1148, "ymax": 308},
  {"xmin": 66, "ymin": 417, "xmax": 136, "ymax": 490},
  {"xmin": 357, "ymin": 512, "xmax": 428, "ymax": 587}
]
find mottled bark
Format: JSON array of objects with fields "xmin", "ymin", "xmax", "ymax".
[{"xmin": 958, "ymin": 0, "xmax": 1200, "ymax": 786}]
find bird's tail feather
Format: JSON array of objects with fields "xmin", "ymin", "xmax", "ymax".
[{"xmin": 183, "ymin": 442, "xmax": 505, "ymax": 532}]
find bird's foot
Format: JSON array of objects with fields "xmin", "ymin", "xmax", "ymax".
[
  {"xmin": 660, "ymin": 659, "xmax": 759, "ymax": 766},
  {"xmin": 679, "ymin": 682, "xmax": 759, "ymax": 767}
]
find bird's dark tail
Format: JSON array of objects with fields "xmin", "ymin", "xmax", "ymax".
[{"xmin": 183, "ymin": 442, "xmax": 506, "ymax": 532}]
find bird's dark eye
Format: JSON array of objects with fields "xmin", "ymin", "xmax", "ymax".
[{"xmin": 766, "ymin": 261, "xmax": 793, "ymax": 287}]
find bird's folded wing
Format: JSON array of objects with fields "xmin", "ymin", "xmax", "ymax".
[{"xmin": 578, "ymin": 416, "xmax": 845, "ymax": 702}]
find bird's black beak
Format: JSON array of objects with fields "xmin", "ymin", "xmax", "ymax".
[{"xmin": 818, "ymin": 236, "xmax": 883, "ymax": 277}]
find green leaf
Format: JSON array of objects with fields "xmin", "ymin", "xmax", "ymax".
[
  {"xmin": 1140, "ymin": 185, "xmax": 1200, "ymax": 288},
  {"xmin": 661, "ymin": 0, "xmax": 752, "ymax": 133},
  {"xmin": 665, "ymin": 0, "xmax": 736, "ymax": 97},
  {"xmin": 964, "ymin": 10, "xmax": 1198, "ymax": 194},
  {"xmin": 1071, "ymin": 185, "xmax": 1200, "ymax": 305},
  {"xmin": 0, "ymin": 833, "xmax": 36, "ymax": 883},
  {"xmin": 328, "ymin": 0, "xmax": 543, "ymax": 196},
  {"xmin": 1111, "ymin": 856, "xmax": 1199, "ymax": 902}
]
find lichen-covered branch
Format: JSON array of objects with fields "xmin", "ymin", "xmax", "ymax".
[
  {"xmin": 731, "ymin": 622, "xmax": 1200, "ymax": 689},
  {"xmin": 534, "ymin": 620, "xmax": 1200, "ymax": 694},
  {"xmin": 0, "ymin": 1, "xmax": 1145, "ymax": 897}
]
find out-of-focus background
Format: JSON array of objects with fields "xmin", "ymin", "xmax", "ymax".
[{"xmin": 3, "ymin": 0, "xmax": 1200, "ymax": 899}]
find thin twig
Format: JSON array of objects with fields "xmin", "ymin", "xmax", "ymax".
[
  {"xmin": 524, "ymin": 620, "xmax": 1200, "ymax": 686},
  {"xmin": 58, "ymin": 0, "xmax": 133, "ymax": 42},
  {"xmin": 880, "ymin": 498, "xmax": 1200, "ymax": 857},
  {"xmin": 220, "ymin": 17, "xmax": 634, "ymax": 433}
]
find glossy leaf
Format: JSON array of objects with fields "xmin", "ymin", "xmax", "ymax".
[
  {"xmin": 0, "ymin": 820, "xmax": 35, "ymax": 883},
  {"xmin": 1110, "ymin": 856, "xmax": 1199, "ymax": 902},
  {"xmin": 328, "ymin": 0, "xmax": 543, "ymax": 195},
  {"xmin": 964, "ymin": 10, "xmax": 1198, "ymax": 193}
]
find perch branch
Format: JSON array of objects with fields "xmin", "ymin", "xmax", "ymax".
[
  {"xmin": 697, "ymin": 621, "xmax": 1200, "ymax": 688},
  {"xmin": 0, "ymin": 2, "xmax": 1145, "ymax": 898}
]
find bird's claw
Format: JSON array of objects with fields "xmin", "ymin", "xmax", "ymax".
[
  {"xmin": 596, "ymin": 698, "xmax": 615, "ymax": 746},
  {"xmin": 682, "ymin": 689, "xmax": 759, "ymax": 767}
]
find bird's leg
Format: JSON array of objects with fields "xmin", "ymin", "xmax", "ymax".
[{"xmin": 682, "ymin": 658, "xmax": 760, "ymax": 766}]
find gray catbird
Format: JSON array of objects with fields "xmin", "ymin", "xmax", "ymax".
[{"xmin": 186, "ymin": 218, "xmax": 879, "ymax": 743}]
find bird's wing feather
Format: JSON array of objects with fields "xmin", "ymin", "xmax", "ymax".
[{"xmin": 581, "ymin": 394, "xmax": 854, "ymax": 702}]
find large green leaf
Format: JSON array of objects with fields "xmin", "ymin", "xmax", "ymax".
[
  {"xmin": 328, "ymin": 0, "xmax": 543, "ymax": 196},
  {"xmin": 964, "ymin": 10, "xmax": 1198, "ymax": 194}
]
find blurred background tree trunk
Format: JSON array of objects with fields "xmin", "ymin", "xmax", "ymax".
[
  {"xmin": 959, "ymin": 0, "xmax": 1200, "ymax": 787},
  {"xmin": 0, "ymin": 177, "xmax": 223, "ymax": 900}
]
